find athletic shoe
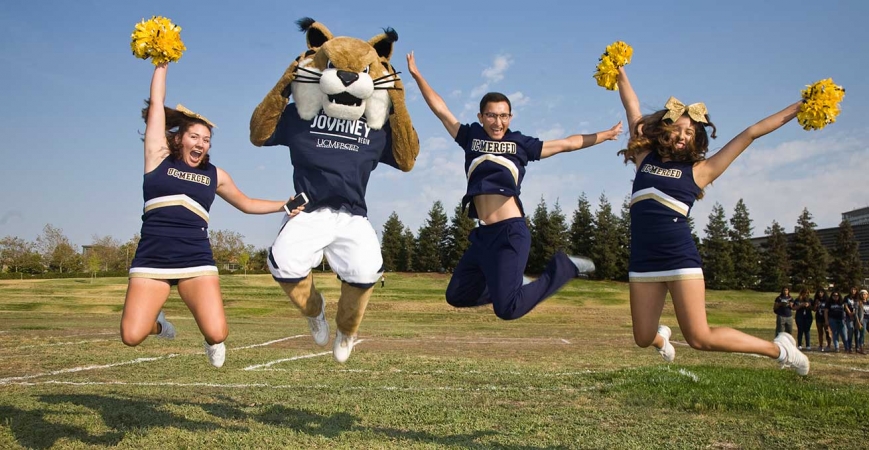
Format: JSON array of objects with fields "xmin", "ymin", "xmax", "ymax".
[
  {"xmin": 656, "ymin": 325, "xmax": 676, "ymax": 362},
  {"xmin": 155, "ymin": 310, "xmax": 176, "ymax": 339},
  {"xmin": 522, "ymin": 276, "xmax": 533, "ymax": 285},
  {"xmin": 307, "ymin": 293, "xmax": 329, "ymax": 346},
  {"xmin": 567, "ymin": 255, "xmax": 595, "ymax": 275},
  {"xmin": 805, "ymin": 346, "xmax": 812, "ymax": 351},
  {"xmin": 774, "ymin": 332, "xmax": 810, "ymax": 376},
  {"xmin": 333, "ymin": 330, "xmax": 357, "ymax": 363},
  {"xmin": 204, "ymin": 341, "xmax": 226, "ymax": 368}
]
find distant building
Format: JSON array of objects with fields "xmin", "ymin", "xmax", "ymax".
[{"xmin": 750, "ymin": 207, "xmax": 869, "ymax": 263}]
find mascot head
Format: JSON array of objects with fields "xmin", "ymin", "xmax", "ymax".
[{"xmin": 289, "ymin": 18, "xmax": 400, "ymax": 130}]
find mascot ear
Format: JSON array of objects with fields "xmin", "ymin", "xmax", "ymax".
[
  {"xmin": 368, "ymin": 27, "xmax": 398, "ymax": 61},
  {"xmin": 296, "ymin": 17, "xmax": 333, "ymax": 49}
]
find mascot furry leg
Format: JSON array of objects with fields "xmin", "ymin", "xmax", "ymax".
[{"xmin": 251, "ymin": 18, "xmax": 418, "ymax": 362}]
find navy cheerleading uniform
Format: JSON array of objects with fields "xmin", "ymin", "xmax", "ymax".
[
  {"xmin": 629, "ymin": 151, "xmax": 703, "ymax": 282},
  {"xmin": 445, "ymin": 123, "xmax": 579, "ymax": 320},
  {"xmin": 129, "ymin": 156, "xmax": 219, "ymax": 280}
]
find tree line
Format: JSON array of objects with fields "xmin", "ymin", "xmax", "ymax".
[{"xmin": 1, "ymin": 195, "xmax": 864, "ymax": 292}]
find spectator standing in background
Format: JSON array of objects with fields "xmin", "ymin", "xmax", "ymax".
[
  {"xmin": 794, "ymin": 288, "xmax": 813, "ymax": 350},
  {"xmin": 773, "ymin": 287, "xmax": 795, "ymax": 337},
  {"xmin": 814, "ymin": 288, "xmax": 831, "ymax": 352}
]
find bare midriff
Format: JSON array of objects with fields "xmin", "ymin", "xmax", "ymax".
[{"xmin": 473, "ymin": 194, "xmax": 522, "ymax": 225}]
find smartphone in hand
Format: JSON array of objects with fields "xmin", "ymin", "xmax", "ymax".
[{"xmin": 283, "ymin": 193, "xmax": 309, "ymax": 215}]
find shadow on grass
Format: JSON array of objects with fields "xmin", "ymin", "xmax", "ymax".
[{"xmin": 1, "ymin": 397, "xmax": 564, "ymax": 449}]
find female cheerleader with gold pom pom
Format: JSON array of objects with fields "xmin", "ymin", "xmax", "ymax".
[
  {"xmin": 122, "ymin": 17, "xmax": 300, "ymax": 367},
  {"xmin": 606, "ymin": 42, "xmax": 843, "ymax": 376}
]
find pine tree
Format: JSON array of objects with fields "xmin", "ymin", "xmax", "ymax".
[
  {"xmin": 614, "ymin": 195, "xmax": 631, "ymax": 280},
  {"xmin": 729, "ymin": 199, "xmax": 759, "ymax": 289},
  {"xmin": 568, "ymin": 193, "xmax": 594, "ymax": 257},
  {"xmin": 527, "ymin": 197, "xmax": 551, "ymax": 273},
  {"xmin": 445, "ymin": 202, "xmax": 476, "ymax": 271},
  {"xmin": 415, "ymin": 201, "xmax": 449, "ymax": 272},
  {"xmin": 591, "ymin": 193, "xmax": 620, "ymax": 280},
  {"xmin": 687, "ymin": 215, "xmax": 702, "ymax": 249},
  {"xmin": 397, "ymin": 227, "xmax": 415, "ymax": 272},
  {"xmin": 789, "ymin": 208, "xmax": 828, "ymax": 289},
  {"xmin": 702, "ymin": 203, "xmax": 734, "ymax": 290},
  {"xmin": 830, "ymin": 219, "xmax": 862, "ymax": 289},
  {"xmin": 380, "ymin": 212, "xmax": 405, "ymax": 272},
  {"xmin": 759, "ymin": 220, "xmax": 791, "ymax": 292}
]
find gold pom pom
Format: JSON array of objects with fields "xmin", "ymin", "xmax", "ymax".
[
  {"xmin": 797, "ymin": 78, "xmax": 845, "ymax": 131},
  {"xmin": 593, "ymin": 41, "xmax": 633, "ymax": 91},
  {"xmin": 130, "ymin": 16, "xmax": 186, "ymax": 66}
]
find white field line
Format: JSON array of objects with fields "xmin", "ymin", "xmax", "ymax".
[
  {"xmin": 0, "ymin": 335, "xmax": 311, "ymax": 384},
  {"xmin": 14, "ymin": 339, "xmax": 114, "ymax": 349},
  {"xmin": 242, "ymin": 351, "xmax": 340, "ymax": 370},
  {"xmin": 0, "ymin": 354, "xmax": 181, "ymax": 385},
  {"xmin": 381, "ymin": 337, "xmax": 571, "ymax": 343},
  {"xmin": 233, "ymin": 335, "xmax": 307, "ymax": 350},
  {"xmin": 561, "ymin": 339, "xmax": 571, "ymax": 344},
  {"xmin": 3, "ymin": 379, "xmax": 619, "ymax": 393},
  {"xmin": 253, "ymin": 368, "xmax": 604, "ymax": 377},
  {"xmin": 675, "ymin": 368, "xmax": 700, "ymax": 382}
]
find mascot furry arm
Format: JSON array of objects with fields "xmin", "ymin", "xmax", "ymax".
[{"xmin": 249, "ymin": 18, "xmax": 419, "ymax": 171}]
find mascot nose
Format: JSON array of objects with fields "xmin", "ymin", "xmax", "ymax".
[{"xmin": 336, "ymin": 70, "xmax": 359, "ymax": 87}]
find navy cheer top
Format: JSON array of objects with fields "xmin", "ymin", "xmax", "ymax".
[
  {"xmin": 455, "ymin": 123, "xmax": 543, "ymax": 219},
  {"xmin": 141, "ymin": 156, "xmax": 217, "ymax": 238},
  {"xmin": 265, "ymin": 104, "xmax": 400, "ymax": 217}
]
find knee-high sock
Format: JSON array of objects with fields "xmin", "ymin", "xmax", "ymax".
[
  {"xmin": 336, "ymin": 283, "xmax": 373, "ymax": 335},
  {"xmin": 278, "ymin": 274, "xmax": 322, "ymax": 318}
]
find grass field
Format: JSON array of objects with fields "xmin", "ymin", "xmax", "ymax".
[{"xmin": 1, "ymin": 273, "xmax": 867, "ymax": 449}]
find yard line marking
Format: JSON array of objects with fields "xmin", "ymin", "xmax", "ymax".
[
  {"xmin": 15, "ymin": 339, "xmax": 114, "ymax": 349},
  {"xmin": 242, "ymin": 352, "xmax": 332, "ymax": 370},
  {"xmin": 675, "ymin": 368, "xmax": 700, "ymax": 382},
  {"xmin": 4, "ymin": 379, "xmax": 621, "ymax": 393},
  {"xmin": 252, "ymin": 368, "xmax": 605, "ymax": 377},
  {"xmin": 561, "ymin": 339, "xmax": 571, "ymax": 344},
  {"xmin": 233, "ymin": 335, "xmax": 307, "ymax": 350},
  {"xmin": 0, "ymin": 354, "xmax": 181, "ymax": 385},
  {"xmin": 671, "ymin": 341, "xmax": 689, "ymax": 347}
]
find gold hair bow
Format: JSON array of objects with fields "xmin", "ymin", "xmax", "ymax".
[
  {"xmin": 663, "ymin": 97, "xmax": 708, "ymax": 123},
  {"xmin": 176, "ymin": 104, "xmax": 217, "ymax": 128}
]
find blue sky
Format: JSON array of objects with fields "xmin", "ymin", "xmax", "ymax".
[{"xmin": 1, "ymin": 1, "xmax": 867, "ymax": 250}]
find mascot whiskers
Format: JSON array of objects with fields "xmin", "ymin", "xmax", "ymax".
[{"xmin": 250, "ymin": 18, "xmax": 418, "ymax": 362}]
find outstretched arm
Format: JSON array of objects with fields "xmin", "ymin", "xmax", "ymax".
[
  {"xmin": 144, "ymin": 64, "xmax": 171, "ymax": 173},
  {"xmin": 694, "ymin": 101, "xmax": 801, "ymax": 188},
  {"xmin": 215, "ymin": 168, "xmax": 300, "ymax": 215},
  {"xmin": 540, "ymin": 121, "xmax": 622, "ymax": 159},
  {"xmin": 406, "ymin": 51, "xmax": 460, "ymax": 139},
  {"xmin": 617, "ymin": 66, "xmax": 642, "ymax": 140}
]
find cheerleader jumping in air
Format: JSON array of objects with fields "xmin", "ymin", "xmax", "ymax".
[
  {"xmin": 604, "ymin": 42, "xmax": 843, "ymax": 376},
  {"xmin": 122, "ymin": 17, "xmax": 300, "ymax": 367}
]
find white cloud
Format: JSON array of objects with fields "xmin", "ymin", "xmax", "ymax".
[
  {"xmin": 481, "ymin": 54, "xmax": 512, "ymax": 82},
  {"xmin": 449, "ymin": 89, "xmax": 462, "ymax": 98},
  {"xmin": 535, "ymin": 124, "xmax": 565, "ymax": 141},
  {"xmin": 507, "ymin": 91, "xmax": 529, "ymax": 107}
]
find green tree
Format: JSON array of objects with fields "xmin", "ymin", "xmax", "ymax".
[
  {"xmin": 0, "ymin": 236, "xmax": 41, "ymax": 274},
  {"xmin": 687, "ymin": 215, "xmax": 701, "ymax": 249},
  {"xmin": 118, "ymin": 234, "xmax": 140, "ymax": 271},
  {"xmin": 789, "ymin": 208, "xmax": 828, "ymax": 289},
  {"xmin": 209, "ymin": 229, "xmax": 248, "ymax": 270},
  {"xmin": 590, "ymin": 193, "xmax": 621, "ymax": 280},
  {"xmin": 829, "ymin": 219, "xmax": 862, "ymax": 289},
  {"xmin": 759, "ymin": 220, "xmax": 791, "ymax": 292},
  {"xmin": 729, "ymin": 199, "xmax": 759, "ymax": 289},
  {"xmin": 527, "ymin": 197, "xmax": 551, "ymax": 274},
  {"xmin": 415, "ymin": 201, "xmax": 449, "ymax": 272},
  {"xmin": 702, "ymin": 203, "xmax": 734, "ymax": 290},
  {"xmin": 446, "ymin": 202, "xmax": 475, "ymax": 271},
  {"xmin": 614, "ymin": 195, "xmax": 631, "ymax": 280},
  {"xmin": 36, "ymin": 224, "xmax": 80, "ymax": 273},
  {"xmin": 568, "ymin": 193, "xmax": 594, "ymax": 257},
  {"xmin": 398, "ymin": 227, "xmax": 415, "ymax": 272},
  {"xmin": 88, "ymin": 235, "xmax": 122, "ymax": 272},
  {"xmin": 380, "ymin": 212, "xmax": 405, "ymax": 272},
  {"xmin": 251, "ymin": 248, "xmax": 269, "ymax": 272}
]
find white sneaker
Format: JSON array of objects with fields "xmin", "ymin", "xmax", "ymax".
[
  {"xmin": 333, "ymin": 330, "xmax": 357, "ymax": 363},
  {"xmin": 656, "ymin": 325, "xmax": 676, "ymax": 362},
  {"xmin": 204, "ymin": 341, "xmax": 226, "ymax": 368},
  {"xmin": 306, "ymin": 293, "xmax": 329, "ymax": 346},
  {"xmin": 567, "ymin": 255, "xmax": 595, "ymax": 275},
  {"xmin": 774, "ymin": 332, "xmax": 809, "ymax": 376},
  {"xmin": 155, "ymin": 310, "xmax": 175, "ymax": 339}
]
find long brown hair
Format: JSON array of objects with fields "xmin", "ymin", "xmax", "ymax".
[
  {"xmin": 141, "ymin": 100, "xmax": 213, "ymax": 168},
  {"xmin": 618, "ymin": 109, "xmax": 717, "ymax": 199}
]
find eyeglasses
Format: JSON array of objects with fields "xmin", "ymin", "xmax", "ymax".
[{"xmin": 482, "ymin": 112, "xmax": 512, "ymax": 121}]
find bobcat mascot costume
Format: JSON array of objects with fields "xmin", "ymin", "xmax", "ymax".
[{"xmin": 250, "ymin": 18, "xmax": 418, "ymax": 362}]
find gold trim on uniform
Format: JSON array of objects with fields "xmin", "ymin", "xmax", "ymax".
[
  {"xmin": 143, "ymin": 194, "xmax": 210, "ymax": 223},
  {"xmin": 630, "ymin": 187, "xmax": 690, "ymax": 217},
  {"xmin": 129, "ymin": 265, "xmax": 218, "ymax": 279},
  {"xmin": 467, "ymin": 154, "xmax": 519, "ymax": 185},
  {"xmin": 629, "ymin": 268, "xmax": 704, "ymax": 282}
]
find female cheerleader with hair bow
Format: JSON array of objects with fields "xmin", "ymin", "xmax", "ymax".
[{"xmin": 613, "ymin": 62, "xmax": 812, "ymax": 375}]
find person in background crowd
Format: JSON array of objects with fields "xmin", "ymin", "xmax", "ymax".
[
  {"xmin": 844, "ymin": 286, "xmax": 858, "ymax": 353},
  {"xmin": 855, "ymin": 289, "xmax": 867, "ymax": 354},
  {"xmin": 794, "ymin": 288, "xmax": 813, "ymax": 350},
  {"xmin": 814, "ymin": 288, "xmax": 831, "ymax": 352},
  {"xmin": 773, "ymin": 287, "xmax": 795, "ymax": 337},
  {"xmin": 825, "ymin": 291, "xmax": 849, "ymax": 353}
]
